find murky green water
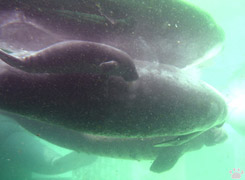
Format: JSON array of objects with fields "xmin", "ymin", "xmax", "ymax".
[{"xmin": 0, "ymin": 0, "xmax": 244, "ymax": 180}]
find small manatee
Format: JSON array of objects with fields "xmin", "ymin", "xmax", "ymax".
[{"xmin": 0, "ymin": 40, "xmax": 138, "ymax": 81}]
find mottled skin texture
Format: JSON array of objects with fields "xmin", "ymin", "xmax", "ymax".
[
  {"xmin": 0, "ymin": 60, "xmax": 227, "ymax": 139},
  {"xmin": 0, "ymin": 0, "xmax": 225, "ymax": 67},
  {"xmin": 0, "ymin": 0, "xmax": 228, "ymax": 174},
  {"xmin": 6, "ymin": 112, "xmax": 227, "ymax": 173},
  {"xmin": 0, "ymin": 40, "xmax": 138, "ymax": 81}
]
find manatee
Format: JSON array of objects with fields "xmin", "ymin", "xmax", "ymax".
[
  {"xmin": 2, "ymin": 111, "xmax": 228, "ymax": 173},
  {"xmin": 0, "ymin": 0, "xmax": 228, "ymax": 173},
  {"xmin": 0, "ymin": 40, "xmax": 138, "ymax": 81},
  {"xmin": 0, "ymin": 0, "xmax": 225, "ymax": 67},
  {"xmin": 0, "ymin": 0, "xmax": 227, "ymax": 139},
  {"xmin": 0, "ymin": 15, "xmax": 62, "ymax": 50},
  {"xmin": 0, "ymin": 55, "xmax": 227, "ymax": 139},
  {"xmin": 0, "ymin": 40, "xmax": 228, "ymax": 170}
]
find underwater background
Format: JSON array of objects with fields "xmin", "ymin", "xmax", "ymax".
[{"xmin": 0, "ymin": 0, "xmax": 244, "ymax": 180}]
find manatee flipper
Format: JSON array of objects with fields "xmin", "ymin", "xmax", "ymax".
[
  {"xmin": 203, "ymin": 127, "xmax": 228, "ymax": 146},
  {"xmin": 150, "ymin": 147, "xmax": 183, "ymax": 173},
  {"xmin": 0, "ymin": 41, "xmax": 138, "ymax": 81},
  {"xmin": 99, "ymin": 60, "xmax": 119, "ymax": 72},
  {"xmin": 0, "ymin": 49, "xmax": 24, "ymax": 69}
]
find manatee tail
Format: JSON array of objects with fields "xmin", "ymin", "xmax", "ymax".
[{"xmin": 0, "ymin": 49, "xmax": 25, "ymax": 69}]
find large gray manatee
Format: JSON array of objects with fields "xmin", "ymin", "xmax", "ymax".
[
  {"xmin": 0, "ymin": 53, "xmax": 227, "ymax": 139},
  {"xmin": 0, "ymin": 0, "xmax": 224, "ymax": 67},
  {"xmin": 0, "ymin": 49, "xmax": 228, "ymax": 173},
  {"xmin": 2, "ymin": 111, "xmax": 227, "ymax": 173},
  {"xmin": 0, "ymin": 39, "xmax": 228, "ymax": 173}
]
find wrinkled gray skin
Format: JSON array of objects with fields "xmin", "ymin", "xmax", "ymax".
[{"xmin": 0, "ymin": 0, "xmax": 227, "ymax": 173}]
